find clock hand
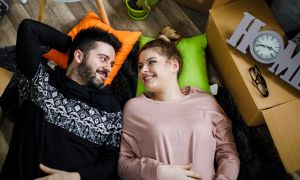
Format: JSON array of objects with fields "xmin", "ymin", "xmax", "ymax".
[
  {"xmin": 256, "ymin": 43, "xmax": 264, "ymax": 46},
  {"xmin": 258, "ymin": 44, "xmax": 268, "ymax": 48},
  {"xmin": 270, "ymin": 48, "xmax": 277, "ymax": 53},
  {"xmin": 257, "ymin": 44, "xmax": 275, "ymax": 51},
  {"xmin": 265, "ymin": 45, "xmax": 278, "ymax": 52},
  {"xmin": 266, "ymin": 45, "xmax": 274, "ymax": 50}
]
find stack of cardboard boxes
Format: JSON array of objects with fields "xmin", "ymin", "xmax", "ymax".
[{"xmin": 202, "ymin": 0, "xmax": 300, "ymax": 174}]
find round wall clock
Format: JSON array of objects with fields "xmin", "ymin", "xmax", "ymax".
[{"xmin": 250, "ymin": 30, "xmax": 284, "ymax": 63}]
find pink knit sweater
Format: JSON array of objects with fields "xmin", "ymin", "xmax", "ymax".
[{"xmin": 118, "ymin": 87, "xmax": 240, "ymax": 180}]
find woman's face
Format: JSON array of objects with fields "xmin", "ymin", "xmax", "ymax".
[{"xmin": 138, "ymin": 48, "xmax": 178, "ymax": 93}]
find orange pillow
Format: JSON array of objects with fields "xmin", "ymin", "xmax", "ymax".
[{"xmin": 43, "ymin": 12, "xmax": 141, "ymax": 85}]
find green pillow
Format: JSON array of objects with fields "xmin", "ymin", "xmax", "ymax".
[{"xmin": 136, "ymin": 34, "xmax": 210, "ymax": 96}]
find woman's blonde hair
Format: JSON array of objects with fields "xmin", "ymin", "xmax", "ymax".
[{"xmin": 139, "ymin": 26, "xmax": 183, "ymax": 76}]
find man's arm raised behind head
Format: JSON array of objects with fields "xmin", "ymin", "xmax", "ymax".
[{"xmin": 16, "ymin": 19, "xmax": 72, "ymax": 79}]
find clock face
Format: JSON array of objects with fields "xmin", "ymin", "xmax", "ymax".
[{"xmin": 253, "ymin": 33, "xmax": 281, "ymax": 61}]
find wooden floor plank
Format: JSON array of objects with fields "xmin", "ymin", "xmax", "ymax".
[
  {"xmin": 23, "ymin": 0, "xmax": 40, "ymax": 21},
  {"xmin": 107, "ymin": 0, "xmax": 137, "ymax": 30},
  {"xmin": 6, "ymin": 2, "xmax": 31, "ymax": 31},
  {"xmin": 46, "ymin": 2, "xmax": 77, "ymax": 32},
  {"xmin": 179, "ymin": 4, "xmax": 208, "ymax": 33},
  {"xmin": 158, "ymin": 0, "xmax": 201, "ymax": 37},
  {"xmin": 0, "ymin": 119, "xmax": 13, "ymax": 144},
  {"xmin": 66, "ymin": 1, "xmax": 96, "ymax": 21},
  {"xmin": 0, "ymin": 130, "xmax": 9, "ymax": 170},
  {"xmin": 0, "ymin": 16, "xmax": 17, "ymax": 46},
  {"xmin": 90, "ymin": 0, "xmax": 115, "ymax": 18}
]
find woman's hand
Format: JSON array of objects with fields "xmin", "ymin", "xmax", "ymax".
[
  {"xmin": 34, "ymin": 164, "xmax": 80, "ymax": 180},
  {"xmin": 157, "ymin": 163, "xmax": 201, "ymax": 180}
]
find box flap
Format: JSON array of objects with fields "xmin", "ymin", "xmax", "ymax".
[{"xmin": 263, "ymin": 99, "xmax": 300, "ymax": 173}]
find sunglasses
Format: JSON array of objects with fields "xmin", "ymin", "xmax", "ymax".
[{"xmin": 249, "ymin": 65, "xmax": 269, "ymax": 97}]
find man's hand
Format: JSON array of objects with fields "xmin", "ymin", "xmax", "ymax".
[
  {"xmin": 157, "ymin": 163, "xmax": 201, "ymax": 180},
  {"xmin": 34, "ymin": 164, "xmax": 80, "ymax": 180}
]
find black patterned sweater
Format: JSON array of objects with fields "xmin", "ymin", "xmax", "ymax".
[
  {"xmin": 0, "ymin": 19, "xmax": 123, "ymax": 180},
  {"xmin": 0, "ymin": 63, "xmax": 122, "ymax": 180},
  {"xmin": 0, "ymin": 19, "xmax": 122, "ymax": 180}
]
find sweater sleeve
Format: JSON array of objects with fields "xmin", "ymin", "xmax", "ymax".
[
  {"xmin": 16, "ymin": 19, "xmax": 71, "ymax": 79},
  {"xmin": 118, "ymin": 131, "xmax": 163, "ymax": 180},
  {"xmin": 118, "ymin": 100, "xmax": 163, "ymax": 180},
  {"xmin": 213, "ymin": 112, "xmax": 240, "ymax": 180}
]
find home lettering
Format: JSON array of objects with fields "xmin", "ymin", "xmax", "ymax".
[{"xmin": 226, "ymin": 12, "xmax": 300, "ymax": 91}]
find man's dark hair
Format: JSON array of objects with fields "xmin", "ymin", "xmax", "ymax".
[{"xmin": 68, "ymin": 27, "xmax": 122, "ymax": 65}]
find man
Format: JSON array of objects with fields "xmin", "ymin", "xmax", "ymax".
[{"xmin": 0, "ymin": 19, "xmax": 122, "ymax": 180}]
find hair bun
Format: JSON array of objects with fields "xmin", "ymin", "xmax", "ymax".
[
  {"xmin": 158, "ymin": 34, "xmax": 171, "ymax": 42},
  {"xmin": 159, "ymin": 26, "xmax": 181, "ymax": 42}
]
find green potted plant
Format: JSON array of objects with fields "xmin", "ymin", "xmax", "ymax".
[{"xmin": 125, "ymin": 0, "xmax": 159, "ymax": 20}]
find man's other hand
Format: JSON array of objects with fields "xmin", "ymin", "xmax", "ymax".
[{"xmin": 34, "ymin": 164, "xmax": 80, "ymax": 180}]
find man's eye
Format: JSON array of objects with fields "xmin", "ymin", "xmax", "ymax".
[{"xmin": 99, "ymin": 56, "xmax": 107, "ymax": 62}]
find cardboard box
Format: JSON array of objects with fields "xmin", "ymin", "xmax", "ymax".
[
  {"xmin": 205, "ymin": 0, "xmax": 300, "ymax": 126},
  {"xmin": 205, "ymin": 0, "xmax": 300, "ymax": 172},
  {"xmin": 263, "ymin": 99, "xmax": 300, "ymax": 173},
  {"xmin": 172, "ymin": 0, "xmax": 237, "ymax": 13},
  {"xmin": 210, "ymin": 0, "xmax": 237, "ymax": 9},
  {"xmin": 0, "ymin": 67, "xmax": 13, "ymax": 97}
]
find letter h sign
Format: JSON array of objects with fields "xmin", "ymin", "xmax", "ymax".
[{"xmin": 226, "ymin": 12, "xmax": 300, "ymax": 91}]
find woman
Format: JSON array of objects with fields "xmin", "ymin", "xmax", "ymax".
[{"xmin": 118, "ymin": 26, "xmax": 240, "ymax": 180}]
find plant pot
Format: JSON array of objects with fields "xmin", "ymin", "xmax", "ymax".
[
  {"xmin": 125, "ymin": 0, "xmax": 149, "ymax": 20},
  {"xmin": 146, "ymin": 0, "xmax": 159, "ymax": 6}
]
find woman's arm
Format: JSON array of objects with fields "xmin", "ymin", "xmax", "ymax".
[
  {"xmin": 214, "ymin": 113, "xmax": 240, "ymax": 180},
  {"xmin": 118, "ymin": 131, "xmax": 163, "ymax": 180},
  {"xmin": 118, "ymin": 100, "xmax": 164, "ymax": 180},
  {"xmin": 16, "ymin": 19, "xmax": 71, "ymax": 79},
  {"xmin": 119, "ymin": 131, "xmax": 202, "ymax": 180}
]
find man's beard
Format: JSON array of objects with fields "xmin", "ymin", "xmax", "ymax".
[{"xmin": 77, "ymin": 61, "xmax": 104, "ymax": 89}]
